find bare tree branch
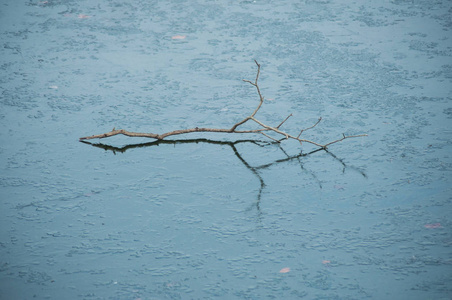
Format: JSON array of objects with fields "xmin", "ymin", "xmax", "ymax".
[{"xmin": 79, "ymin": 61, "xmax": 367, "ymax": 149}]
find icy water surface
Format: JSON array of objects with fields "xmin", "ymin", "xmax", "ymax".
[{"xmin": 1, "ymin": 0, "xmax": 451, "ymax": 299}]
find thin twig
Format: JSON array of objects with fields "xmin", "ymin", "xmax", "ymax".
[
  {"xmin": 260, "ymin": 132, "xmax": 280, "ymax": 143},
  {"xmin": 276, "ymin": 114, "xmax": 293, "ymax": 129},
  {"xmin": 321, "ymin": 134, "xmax": 368, "ymax": 148},
  {"xmin": 244, "ymin": 60, "xmax": 264, "ymax": 118}
]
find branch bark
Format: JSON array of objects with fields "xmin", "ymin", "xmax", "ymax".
[{"xmin": 79, "ymin": 60, "xmax": 367, "ymax": 149}]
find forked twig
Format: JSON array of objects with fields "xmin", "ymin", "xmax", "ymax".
[
  {"xmin": 80, "ymin": 60, "xmax": 367, "ymax": 149},
  {"xmin": 297, "ymin": 117, "xmax": 322, "ymax": 138}
]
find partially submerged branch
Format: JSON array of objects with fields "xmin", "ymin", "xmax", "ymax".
[{"xmin": 79, "ymin": 60, "xmax": 367, "ymax": 149}]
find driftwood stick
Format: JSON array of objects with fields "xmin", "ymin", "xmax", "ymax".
[
  {"xmin": 79, "ymin": 127, "xmax": 267, "ymax": 141},
  {"xmin": 79, "ymin": 61, "xmax": 367, "ymax": 149}
]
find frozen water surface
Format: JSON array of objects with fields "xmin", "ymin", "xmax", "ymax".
[{"xmin": 1, "ymin": 0, "xmax": 451, "ymax": 299}]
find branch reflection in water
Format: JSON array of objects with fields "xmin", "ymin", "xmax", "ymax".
[{"xmin": 81, "ymin": 139, "xmax": 367, "ymax": 215}]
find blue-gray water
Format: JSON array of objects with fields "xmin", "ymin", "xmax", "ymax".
[{"xmin": 1, "ymin": 0, "xmax": 451, "ymax": 299}]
